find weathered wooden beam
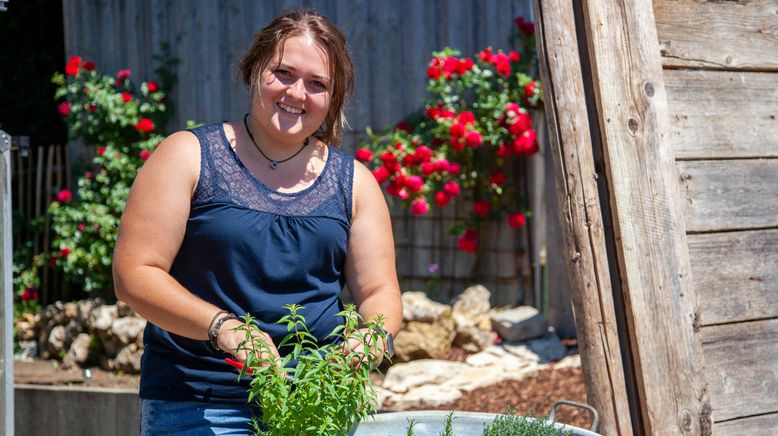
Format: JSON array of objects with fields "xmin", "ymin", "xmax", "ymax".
[
  {"xmin": 532, "ymin": 1, "xmax": 633, "ymax": 434},
  {"xmin": 580, "ymin": 0, "xmax": 711, "ymax": 434},
  {"xmin": 1, "ymin": 130, "xmax": 14, "ymax": 436}
]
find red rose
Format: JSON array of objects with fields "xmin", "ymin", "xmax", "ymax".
[
  {"xmin": 49, "ymin": 256, "xmax": 58, "ymax": 266},
  {"xmin": 432, "ymin": 159, "xmax": 449, "ymax": 173},
  {"xmin": 513, "ymin": 129, "xmax": 538, "ymax": 155},
  {"xmin": 443, "ymin": 181, "xmax": 461, "ymax": 196},
  {"xmin": 97, "ymin": 146, "xmax": 106, "ymax": 156},
  {"xmin": 397, "ymin": 188, "xmax": 410, "ymax": 200},
  {"xmin": 434, "ymin": 191, "xmax": 451, "ymax": 206},
  {"xmin": 139, "ymin": 150, "xmax": 151, "ymax": 161},
  {"xmin": 509, "ymin": 51, "xmax": 521, "ymax": 62},
  {"xmin": 443, "ymin": 56, "xmax": 460, "ymax": 75},
  {"xmin": 497, "ymin": 144, "xmax": 512, "ymax": 158},
  {"xmin": 489, "ymin": 172, "xmax": 506, "ymax": 186},
  {"xmin": 65, "ymin": 56, "xmax": 81, "ymax": 76},
  {"xmin": 478, "ymin": 48, "xmax": 494, "ymax": 63},
  {"xmin": 20, "ymin": 289, "xmax": 33, "ymax": 301},
  {"xmin": 355, "ymin": 148, "xmax": 373, "ymax": 162},
  {"xmin": 414, "ymin": 146, "xmax": 433, "ymax": 163},
  {"xmin": 458, "ymin": 111, "xmax": 475, "ymax": 125},
  {"xmin": 58, "ymin": 102, "xmax": 71, "ymax": 116},
  {"xmin": 458, "ymin": 58, "xmax": 475, "ymax": 74},
  {"xmin": 420, "ymin": 162, "xmax": 435, "ymax": 175},
  {"xmin": 84, "ymin": 171, "xmax": 93, "ymax": 179},
  {"xmin": 121, "ymin": 92, "xmax": 132, "ymax": 103},
  {"xmin": 448, "ymin": 162, "xmax": 461, "ymax": 174},
  {"xmin": 515, "ymin": 112, "xmax": 533, "ymax": 132},
  {"xmin": 77, "ymin": 223, "xmax": 86, "ymax": 232},
  {"xmin": 87, "ymin": 104, "xmax": 97, "ymax": 112},
  {"xmin": 405, "ymin": 175, "xmax": 424, "ymax": 193},
  {"xmin": 410, "ymin": 198, "xmax": 430, "ymax": 215},
  {"xmin": 515, "ymin": 17, "xmax": 535, "ymax": 36},
  {"xmin": 450, "ymin": 122, "xmax": 466, "ymax": 139},
  {"xmin": 147, "ymin": 81, "xmax": 159, "ymax": 93},
  {"xmin": 427, "ymin": 58, "xmax": 443, "ymax": 80},
  {"xmin": 372, "ymin": 167, "xmax": 390, "ymax": 183},
  {"xmin": 473, "ymin": 200, "xmax": 490, "ymax": 217},
  {"xmin": 81, "ymin": 60, "xmax": 96, "ymax": 71},
  {"xmin": 450, "ymin": 137, "xmax": 466, "ymax": 151},
  {"xmin": 492, "ymin": 53, "xmax": 511, "ymax": 77},
  {"xmin": 508, "ymin": 212, "xmax": 527, "ymax": 228},
  {"xmin": 457, "ymin": 228, "xmax": 478, "ymax": 253},
  {"xmin": 135, "ymin": 117, "xmax": 155, "ymax": 133},
  {"xmin": 55, "ymin": 189, "xmax": 72, "ymax": 203},
  {"xmin": 505, "ymin": 102, "xmax": 520, "ymax": 116},
  {"xmin": 116, "ymin": 69, "xmax": 132, "ymax": 80},
  {"xmin": 525, "ymin": 81, "xmax": 539, "ymax": 98},
  {"xmin": 465, "ymin": 130, "xmax": 482, "ymax": 147},
  {"xmin": 59, "ymin": 246, "xmax": 71, "ymax": 258}
]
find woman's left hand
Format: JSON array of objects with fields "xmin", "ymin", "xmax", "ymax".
[{"xmin": 341, "ymin": 328, "xmax": 386, "ymax": 369}]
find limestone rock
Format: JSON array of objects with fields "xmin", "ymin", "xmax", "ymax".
[
  {"xmin": 554, "ymin": 354, "xmax": 581, "ymax": 369},
  {"xmin": 77, "ymin": 298, "xmax": 102, "ymax": 323},
  {"xmin": 63, "ymin": 302, "xmax": 79, "ymax": 323},
  {"xmin": 502, "ymin": 343, "xmax": 541, "ymax": 363},
  {"xmin": 393, "ymin": 318, "xmax": 456, "ymax": 362},
  {"xmin": 116, "ymin": 300, "xmax": 136, "ymax": 318},
  {"xmin": 114, "ymin": 343, "xmax": 143, "ymax": 373},
  {"xmin": 451, "ymin": 285, "xmax": 492, "ymax": 330},
  {"xmin": 89, "ymin": 304, "xmax": 118, "ymax": 333},
  {"xmin": 14, "ymin": 312, "xmax": 37, "ymax": 341},
  {"xmin": 453, "ymin": 327, "xmax": 498, "ymax": 353},
  {"xmin": 112, "ymin": 316, "xmax": 147, "ymax": 346},
  {"xmin": 442, "ymin": 363, "xmax": 538, "ymax": 392},
  {"xmin": 47, "ymin": 325, "xmax": 67, "ymax": 355},
  {"xmin": 387, "ymin": 385, "xmax": 462, "ymax": 410},
  {"xmin": 17, "ymin": 340, "xmax": 38, "ymax": 359},
  {"xmin": 401, "ymin": 292, "xmax": 450, "ymax": 322},
  {"xmin": 65, "ymin": 333, "xmax": 92, "ymax": 365},
  {"xmin": 490, "ymin": 306, "xmax": 548, "ymax": 342},
  {"xmin": 382, "ymin": 359, "xmax": 469, "ymax": 393}
]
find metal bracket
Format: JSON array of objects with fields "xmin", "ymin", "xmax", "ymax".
[{"xmin": 10, "ymin": 136, "xmax": 29, "ymax": 157}]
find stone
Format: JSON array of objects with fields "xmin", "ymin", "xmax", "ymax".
[
  {"xmin": 382, "ymin": 359, "xmax": 470, "ymax": 393},
  {"xmin": 47, "ymin": 325, "xmax": 67, "ymax": 355},
  {"xmin": 401, "ymin": 292, "xmax": 450, "ymax": 322},
  {"xmin": 116, "ymin": 300, "xmax": 136, "ymax": 318},
  {"xmin": 77, "ymin": 298, "xmax": 102, "ymax": 323},
  {"xmin": 442, "ymin": 363, "xmax": 538, "ymax": 392},
  {"xmin": 114, "ymin": 343, "xmax": 143, "ymax": 373},
  {"xmin": 14, "ymin": 313, "xmax": 37, "ymax": 341},
  {"xmin": 453, "ymin": 327, "xmax": 498, "ymax": 353},
  {"xmin": 528, "ymin": 332, "xmax": 567, "ymax": 363},
  {"xmin": 65, "ymin": 333, "xmax": 92, "ymax": 365},
  {"xmin": 41, "ymin": 301, "xmax": 67, "ymax": 327},
  {"xmin": 451, "ymin": 285, "xmax": 492, "ymax": 330},
  {"xmin": 112, "ymin": 316, "xmax": 147, "ymax": 346},
  {"xmin": 554, "ymin": 354, "xmax": 581, "ymax": 370},
  {"xmin": 387, "ymin": 385, "xmax": 462, "ymax": 410},
  {"xmin": 89, "ymin": 304, "xmax": 118, "ymax": 333},
  {"xmin": 490, "ymin": 306, "xmax": 548, "ymax": 342},
  {"xmin": 63, "ymin": 302, "xmax": 79, "ymax": 323},
  {"xmin": 393, "ymin": 318, "xmax": 456, "ymax": 363},
  {"xmin": 502, "ymin": 343, "xmax": 541, "ymax": 363},
  {"xmin": 17, "ymin": 340, "xmax": 38, "ymax": 360}
]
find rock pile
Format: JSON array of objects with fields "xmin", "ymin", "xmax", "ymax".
[{"xmin": 15, "ymin": 298, "xmax": 146, "ymax": 373}]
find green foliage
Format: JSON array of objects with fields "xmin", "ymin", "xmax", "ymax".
[
  {"xmin": 357, "ymin": 17, "xmax": 542, "ymax": 253},
  {"xmin": 233, "ymin": 304, "xmax": 389, "ymax": 435},
  {"xmin": 14, "ymin": 44, "xmax": 182, "ymax": 302},
  {"xmin": 482, "ymin": 408, "xmax": 572, "ymax": 436}
]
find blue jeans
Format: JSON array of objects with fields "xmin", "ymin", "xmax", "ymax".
[{"xmin": 140, "ymin": 399, "xmax": 262, "ymax": 435}]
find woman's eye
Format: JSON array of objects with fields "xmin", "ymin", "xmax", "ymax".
[
  {"xmin": 311, "ymin": 81, "xmax": 327, "ymax": 90},
  {"xmin": 275, "ymin": 69, "xmax": 292, "ymax": 78}
]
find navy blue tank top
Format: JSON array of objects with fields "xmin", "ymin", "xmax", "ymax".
[{"xmin": 139, "ymin": 123, "xmax": 354, "ymax": 404}]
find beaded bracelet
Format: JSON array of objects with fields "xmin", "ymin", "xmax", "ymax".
[{"xmin": 209, "ymin": 313, "xmax": 239, "ymax": 352}]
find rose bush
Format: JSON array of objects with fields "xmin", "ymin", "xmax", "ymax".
[
  {"xmin": 356, "ymin": 17, "xmax": 542, "ymax": 253},
  {"xmin": 14, "ymin": 45, "xmax": 184, "ymax": 304}
]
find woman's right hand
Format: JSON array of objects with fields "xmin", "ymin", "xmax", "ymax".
[{"xmin": 217, "ymin": 318, "xmax": 282, "ymax": 368}]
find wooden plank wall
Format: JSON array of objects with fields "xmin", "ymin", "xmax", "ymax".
[
  {"xmin": 655, "ymin": 0, "xmax": 778, "ymax": 433},
  {"xmin": 61, "ymin": 0, "xmax": 539, "ymax": 305}
]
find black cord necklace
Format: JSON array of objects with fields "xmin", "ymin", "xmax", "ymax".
[{"xmin": 243, "ymin": 113, "xmax": 309, "ymax": 170}]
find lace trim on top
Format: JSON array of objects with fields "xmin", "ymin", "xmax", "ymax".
[{"xmin": 189, "ymin": 123, "xmax": 353, "ymax": 223}]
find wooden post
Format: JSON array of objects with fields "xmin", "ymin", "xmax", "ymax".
[
  {"xmin": 580, "ymin": 1, "xmax": 711, "ymax": 434},
  {"xmin": 0, "ymin": 130, "xmax": 14, "ymax": 436},
  {"xmin": 532, "ymin": 1, "xmax": 634, "ymax": 434}
]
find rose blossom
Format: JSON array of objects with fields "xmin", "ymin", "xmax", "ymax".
[
  {"xmin": 147, "ymin": 81, "xmax": 159, "ymax": 93},
  {"xmin": 139, "ymin": 150, "xmax": 151, "ymax": 161},
  {"xmin": 81, "ymin": 60, "xmax": 96, "ymax": 71},
  {"xmin": 65, "ymin": 56, "xmax": 81, "ymax": 76},
  {"xmin": 443, "ymin": 181, "xmax": 461, "ymax": 196},
  {"xmin": 121, "ymin": 92, "xmax": 132, "ymax": 103},
  {"xmin": 116, "ymin": 69, "xmax": 132, "ymax": 80},
  {"xmin": 405, "ymin": 175, "xmax": 424, "ymax": 193},
  {"xmin": 465, "ymin": 130, "xmax": 482, "ymax": 147},
  {"xmin": 489, "ymin": 172, "xmax": 506, "ymax": 186},
  {"xmin": 135, "ymin": 117, "xmax": 155, "ymax": 133},
  {"xmin": 59, "ymin": 246, "xmax": 71, "ymax": 258},
  {"xmin": 457, "ymin": 228, "xmax": 478, "ymax": 253},
  {"xmin": 410, "ymin": 198, "xmax": 430, "ymax": 215},
  {"xmin": 473, "ymin": 200, "xmax": 490, "ymax": 217},
  {"xmin": 97, "ymin": 146, "xmax": 106, "ymax": 156},
  {"xmin": 354, "ymin": 148, "xmax": 373, "ymax": 162},
  {"xmin": 434, "ymin": 191, "xmax": 451, "ymax": 206},
  {"xmin": 58, "ymin": 102, "xmax": 70, "ymax": 116},
  {"xmin": 55, "ymin": 189, "xmax": 72, "ymax": 203},
  {"xmin": 508, "ymin": 212, "xmax": 527, "ymax": 228}
]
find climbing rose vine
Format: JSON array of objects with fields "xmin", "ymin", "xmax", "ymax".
[{"xmin": 357, "ymin": 17, "xmax": 542, "ymax": 253}]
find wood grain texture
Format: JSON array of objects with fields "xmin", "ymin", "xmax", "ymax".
[
  {"xmin": 701, "ymin": 318, "xmax": 778, "ymax": 422},
  {"xmin": 714, "ymin": 412, "xmax": 778, "ymax": 436},
  {"xmin": 677, "ymin": 159, "xmax": 778, "ymax": 232},
  {"xmin": 582, "ymin": 0, "xmax": 711, "ymax": 433},
  {"xmin": 664, "ymin": 69, "xmax": 778, "ymax": 160},
  {"xmin": 532, "ymin": 1, "xmax": 634, "ymax": 434},
  {"xmin": 654, "ymin": 0, "xmax": 778, "ymax": 71},
  {"xmin": 689, "ymin": 229, "xmax": 778, "ymax": 326}
]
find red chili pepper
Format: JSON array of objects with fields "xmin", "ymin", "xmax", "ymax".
[{"xmin": 224, "ymin": 357, "xmax": 253, "ymax": 374}]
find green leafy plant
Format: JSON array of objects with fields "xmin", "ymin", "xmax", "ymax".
[
  {"xmin": 14, "ymin": 45, "xmax": 183, "ymax": 302},
  {"xmin": 482, "ymin": 407, "xmax": 572, "ymax": 436},
  {"xmin": 232, "ymin": 304, "xmax": 389, "ymax": 435},
  {"xmin": 356, "ymin": 16, "xmax": 541, "ymax": 253}
]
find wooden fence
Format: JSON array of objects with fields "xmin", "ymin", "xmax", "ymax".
[
  {"xmin": 535, "ymin": 0, "xmax": 778, "ymax": 434},
  {"xmin": 10, "ymin": 143, "xmax": 71, "ymax": 304},
  {"xmin": 61, "ymin": 0, "xmax": 549, "ymax": 307}
]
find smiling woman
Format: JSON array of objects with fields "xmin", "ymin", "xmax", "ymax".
[{"xmin": 111, "ymin": 8, "xmax": 402, "ymax": 435}]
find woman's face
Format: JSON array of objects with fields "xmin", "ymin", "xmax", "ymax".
[{"xmin": 254, "ymin": 34, "xmax": 332, "ymax": 144}]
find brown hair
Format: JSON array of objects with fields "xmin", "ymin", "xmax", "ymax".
[{"xmin": 239, "ymin": 9, "xmax": 355, "ymax": 148}]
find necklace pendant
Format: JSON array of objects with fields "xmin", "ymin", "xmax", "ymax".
[{"xmin": 269, "ymin": 161, "xmax": 279, "ymax": 170}]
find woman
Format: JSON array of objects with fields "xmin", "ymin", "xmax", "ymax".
[{"xmin": 113, "ymin": 9, "xmax": 402, "ymax": 434}]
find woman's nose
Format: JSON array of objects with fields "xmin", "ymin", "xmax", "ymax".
[{"xmin": 286, "ymin": 79, "xmax": 305, "ymax": 99}]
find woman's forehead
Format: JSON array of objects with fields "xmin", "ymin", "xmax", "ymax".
[{"xmin": 272, "ymin": 35, "xmax": 331, "ymax": 77}]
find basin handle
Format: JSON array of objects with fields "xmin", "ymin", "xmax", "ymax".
[{"xmin": 549, "ymin": 400, "xmax": 599, "ymax": 432}]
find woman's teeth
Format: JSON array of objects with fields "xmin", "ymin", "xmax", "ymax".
[{"xmin": 278, "ymin": 103, "xmax": 304, "ymax": 115}]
